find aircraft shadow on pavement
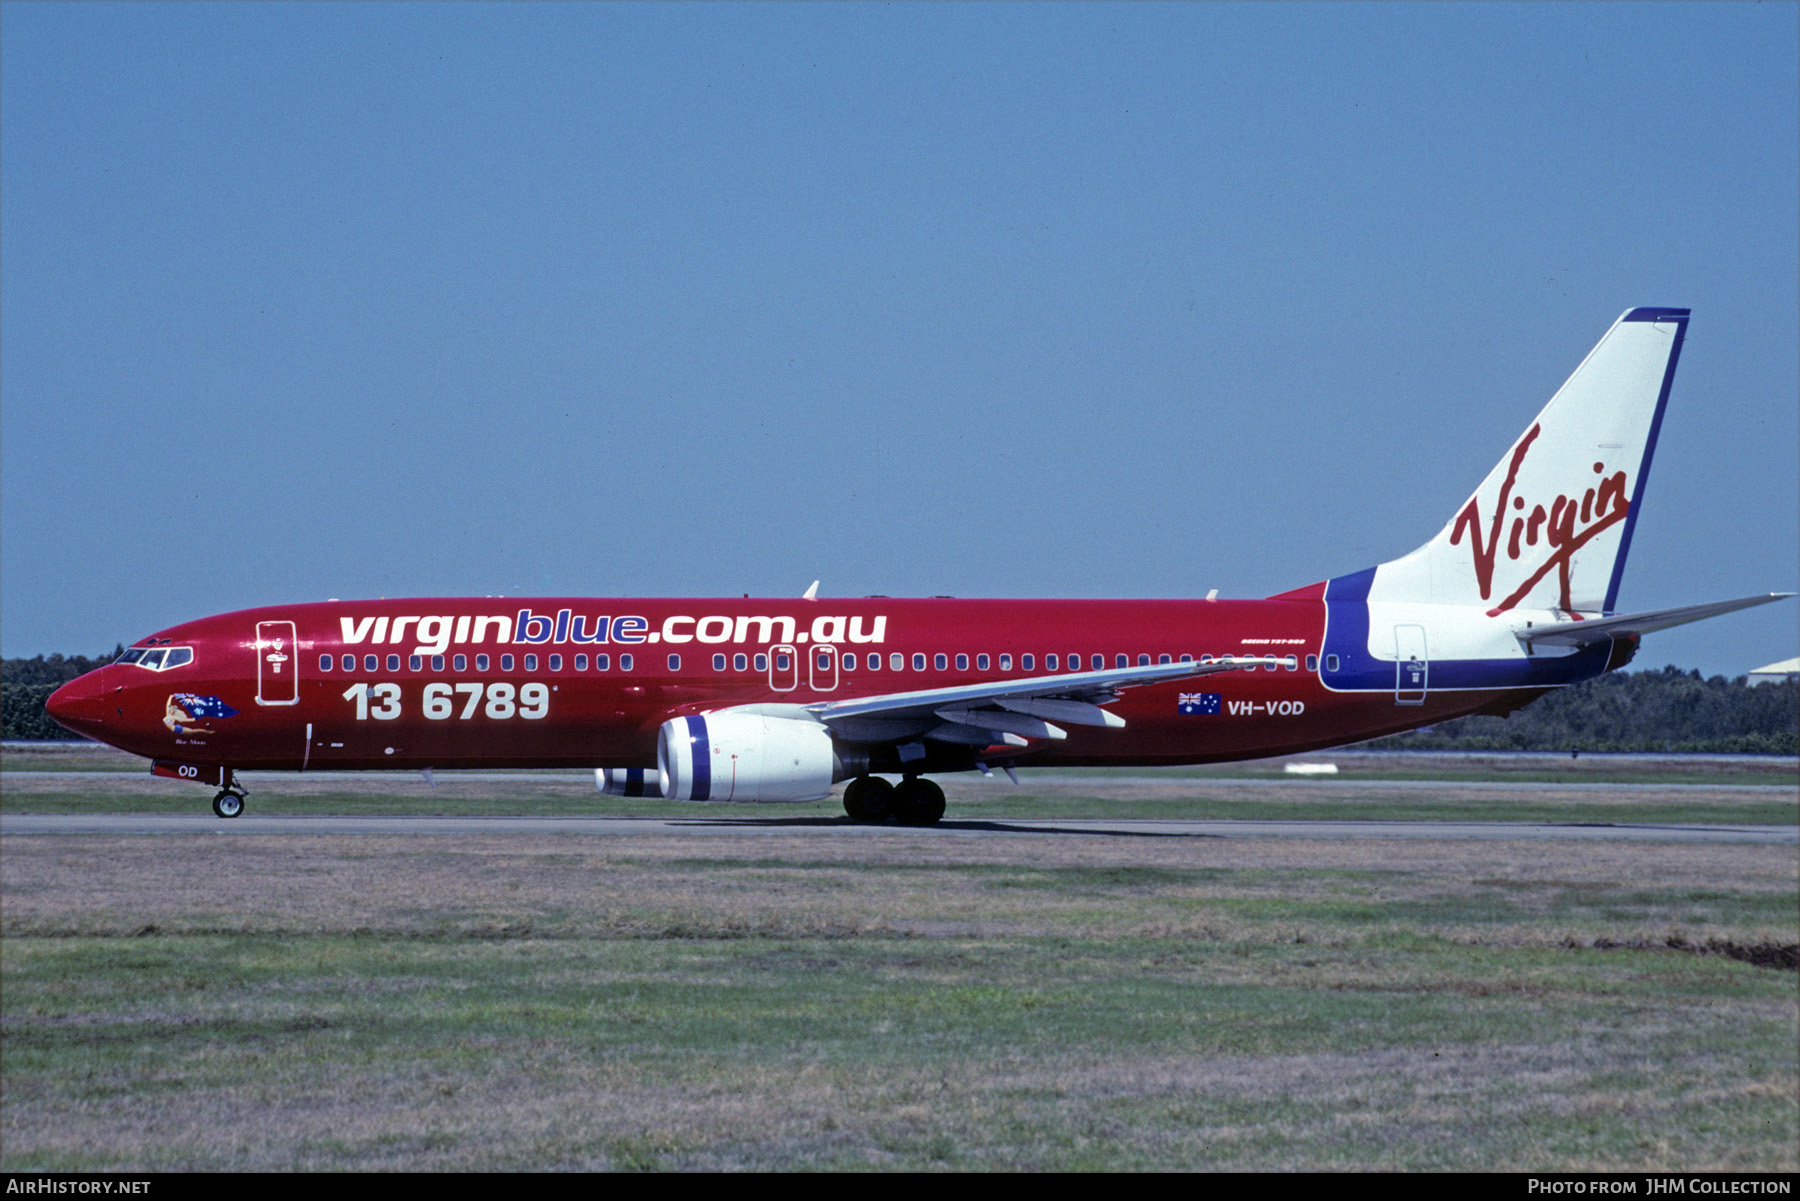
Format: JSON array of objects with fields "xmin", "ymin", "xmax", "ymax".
[{"xmin": 664, "ymin": 815, "xmax": 1218, "ymax": 839}]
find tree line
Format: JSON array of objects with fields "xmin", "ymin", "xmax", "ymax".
[
  {"xmin": 2, "ymin": 651, "xmax": 121, "ymax": 741},
  {"xmin": 1, "ymin": 653, "xmax": 1794, "ymax": 752},
  {"xmin": 1367, "ymin": 664, "xmax": 1797, "ymax": 754}
]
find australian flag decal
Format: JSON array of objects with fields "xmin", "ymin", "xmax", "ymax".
[
  {"xmin": 172, "ymin": 694, "xmax": 239, "ymax": 719},
  {"xmin": 1177, "ymin": 692, "xmax": 1221, "ymax": 715}
]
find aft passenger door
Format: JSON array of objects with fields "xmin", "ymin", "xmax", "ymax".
[{"xmin": 1394, "ymin": 624, "xmax": 1428, "ymax": 705}]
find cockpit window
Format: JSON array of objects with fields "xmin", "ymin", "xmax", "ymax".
[{"xmin": 119, "ymin": 646, "xmax": 193, "ymax": 671}]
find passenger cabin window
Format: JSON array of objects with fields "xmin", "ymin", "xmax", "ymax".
[
  {"xmin": 548, "ymin": 654, "xmax": 561, "ymax": 671},
  {"xmin": 1284, "ymin": 655, "xmax": 1298, "ymax": 671},
  {"xmin": 501, "ymin": 654, "xmax": 514, "ymax": 671},
  {"xmin": 433, "ymin": 654, "xmax": 446, "ymax": 671},
  {"xmin": 1093, "ymin": 655, "xmax": 1105, "ymax": 671},
  {"xmin": 713, "ymin": 654, "xmax": 726, "ymax": 671},
  {"xmin": 1021, "ymin": 654, "xmax": 1033, "ymax": 670},
  {"xmin": 912, "ymin": 654, "xmax": 925, "ymax": 671},
  {"xmin": 620, "ymin": 654, "xmax": 634, "ymax": 671},
  {"xmin": 1118, "ymin": 654, "xmax": 1130, "ymax": 668},
  {"xmin": 977, "ymin": 654, "xmax": 989, "ymax": 670},
  {"xmin": 842, "ymin": 653, "xmax": 856, "ymax": 670},
  {"xmin": 999, "ymin": 654, "xmax": 1012, "ymax": 670},
  {"xmin": 574, "ymin": 654, "xmax": 587, "ymax": 671},
  {"xmin": 364, "ymin": 655, "xmax": 378, "ymax": 672},
  {"xmin": 667, "ymin": 654, "xmax": 681, "ymax": 672},
  {"xmin": 754, "ymin": 653, "xmax": 767, "ymax": 671},
  {"xmin": 1326, "ymin": 654, "xmax": 1339, "ymax": 672},
  {"xmin": 409, "ymin": 655, "xmax": 423, "ymax": 671},
  {"xmin": 523, "ymin": 654, "xmax": 538, "ymax": 671},
  {"xmin": 454, "ymin": 654, "xmax": 467, "ymax": 671},
  {"xmin": 1306, "ymin": 654, "xmax": 1319, "ymax": 672},
  {"xmin": 1045, "ymin": 654, "xmax": 1057, "ymax": 670},
  {"xmin": 1138, "ymin": 654, "xmax": 1150, "ymax": 666},
  {"xmin": 890, "ymin": 653, "xmax": 903, "ymax": 671},
  {"xmin": 320, "ymin": 654, "xmax": 333, "ymax": 671},
  {"xmin": 734, "ymin": 653, "xmax": 747, "ymax": 671},
  {"xmin": 934, "ymin": 654, "xmax": 947, "ymax": 671},
  {"xmin": 955, "ymin": 654, "xmax": 968, "ymax": 670},
  {"xmin": 1158, "ymin": 654, "xmax": 1171, "ymax": 664},
  {"xmin": 476, "ymin": 654, "xmax": 490, "ymax": 671},
  {"xmin": 595, "ymin": 654, "xmax": 610, "ymax": 670}
]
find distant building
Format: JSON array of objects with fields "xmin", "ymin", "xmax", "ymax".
[{"xmin": 1746, "ymin": 658, "xmax": 1799, "ymax": 687}]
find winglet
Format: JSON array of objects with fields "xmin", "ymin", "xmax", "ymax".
[{"xmin": 802, "ymin": 580, "xmax": 819, "ymax": 602}]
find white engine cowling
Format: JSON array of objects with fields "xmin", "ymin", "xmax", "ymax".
[{"xmin": 657, "ymin": 711, "xmax": 836, "ymax": 802}]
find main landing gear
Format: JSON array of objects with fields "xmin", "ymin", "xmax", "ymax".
[{"xmin": 842, "ymin": 775, "xmax": 945, "ymax": 826}]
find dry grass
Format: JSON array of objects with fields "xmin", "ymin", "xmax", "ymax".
[{"xmin": 3, "ymin": 826, "xmax": 1795, "ymax": 1170}]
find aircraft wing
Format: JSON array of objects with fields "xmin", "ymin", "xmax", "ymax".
[
  {"xmin": 1516, "ymin": 593, "xmax": 1796, "ymax": 647},
  {"xmin": 805, "ymin": 657, "xmax": 1251, "ymax": 747}
]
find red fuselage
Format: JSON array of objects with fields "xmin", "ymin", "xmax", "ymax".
[{"xmin": 48, "ymin": 593, "xmax": 1538, "ymax": 777}]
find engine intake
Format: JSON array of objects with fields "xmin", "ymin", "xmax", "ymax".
[{"xmin": 657, "ymin": 711, "xmax": 837, "ymax": 802}]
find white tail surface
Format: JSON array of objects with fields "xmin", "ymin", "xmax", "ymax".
[{"xmin": 1373, "ymin": 308, "xmax": 1688, "ymax": 615}]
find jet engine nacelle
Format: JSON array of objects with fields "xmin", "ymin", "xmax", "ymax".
[
  {"xmin": 656, "ymin": 710, "xmax": 837, "ymax": 802},
  {"xmin": 596, "ymin": 767, "xmax": 664, "ymax": 798}
]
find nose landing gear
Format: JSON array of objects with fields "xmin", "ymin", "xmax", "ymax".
[{"xmin": 211, "ymin": 770, "xmax": 247, "ymax": 819}]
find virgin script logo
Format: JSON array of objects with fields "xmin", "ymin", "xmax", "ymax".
[{"xmin": 1449, "ymin": 424, "xmax": 1630, "ymax": 615}]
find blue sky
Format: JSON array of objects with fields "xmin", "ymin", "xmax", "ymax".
[{"xmin": 4, "ymin": 2, "xmax": 1796, "ymax": 675}]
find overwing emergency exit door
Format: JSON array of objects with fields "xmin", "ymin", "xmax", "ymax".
[
  {"xmin": 769, "ymin": 644, "xmax": 798, "ymax": 691},
  {"xmin": 809, "ymin": 645, "xmax": 838, "ymax": 691}
]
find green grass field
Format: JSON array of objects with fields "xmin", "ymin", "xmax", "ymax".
[
  {"xmin": 3, "ymin": 743, "xmax": 1794, "ymax": 1170},
  {"xmin": 3, "ymin": 825, "xmax": 1796, "ymax": 1170}
]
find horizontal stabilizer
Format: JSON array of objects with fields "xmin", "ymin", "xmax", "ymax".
[{"xmin": 1517, "ymin": 593, "xmax": 1795, "ymax": 647}]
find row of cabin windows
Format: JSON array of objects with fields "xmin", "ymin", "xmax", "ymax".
[
  {"xmin": 321, "ymin": 652, "xmax": 636, "ymax": 673},
  {"xmin": 694, "ymin": 650, "xmax": 1314, "ymax": 673},
  {"xmin": 320, "ymin": 649, "xmax": 1338, "ymax": 676}
]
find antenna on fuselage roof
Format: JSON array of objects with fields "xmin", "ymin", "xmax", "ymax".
[{"xmin": 803, "ymin": 580, "xmax": 820, "ymax": 601}]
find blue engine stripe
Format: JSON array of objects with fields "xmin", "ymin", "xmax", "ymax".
[{"xmin": 686, "ymin": 714, "xmax": 711, "ymax": 801}]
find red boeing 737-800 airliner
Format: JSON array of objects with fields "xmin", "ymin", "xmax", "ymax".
[{"xmin": 46, "ymin": 309, "xmax": 1793, "ymax": 823}]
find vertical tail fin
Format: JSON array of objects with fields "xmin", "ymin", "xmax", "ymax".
[{"xmin": 1373, "ymin": 308, "xmax": 1688, "ymax": 614}]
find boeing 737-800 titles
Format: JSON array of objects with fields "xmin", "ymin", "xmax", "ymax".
[{"xmin": 46, "ymin": 309, "xmax": 1793, "ymax": 823}]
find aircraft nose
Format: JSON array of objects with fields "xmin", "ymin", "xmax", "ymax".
[{"xmin": 45, "ymin": 669, "xmax": 108, "ymax": 736}]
